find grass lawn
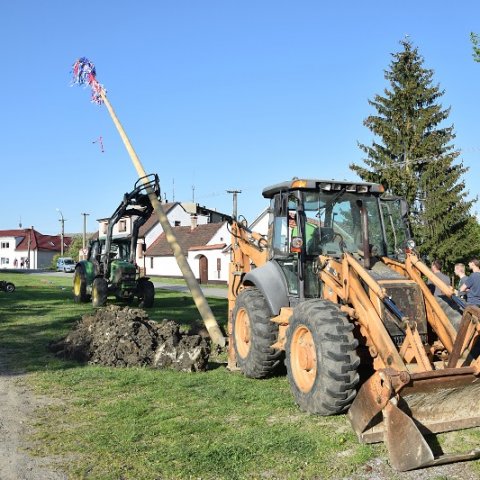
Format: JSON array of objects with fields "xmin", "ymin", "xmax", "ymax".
[{"xmin": 0, "ymin": 272, "xmax": 478, "ymax": 479}]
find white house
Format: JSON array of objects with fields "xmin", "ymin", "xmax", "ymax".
[
  {"xmin": 142, "ymin": 209, "xmax": 270, "ymax": 284},
  {"xmin": 94, "ymin": 200, "xmax": 268, "ymax": 284},
  {"xmin": 249, "ymin": 207, "xmax": 269, "ymax": 236},
  {"xmin": 0, "ymin": 228, "xmax": 72, "ymax": 269},
  {"xmin": 144, "ymin": 221, "xmax": 230, "ymax": 283}
]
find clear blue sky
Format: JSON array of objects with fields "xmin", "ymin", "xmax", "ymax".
[{"xmin": 2, "ymin": 1, "xmax": 480, "ymax": 235}]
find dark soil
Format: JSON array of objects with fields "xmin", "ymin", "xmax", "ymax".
[{"xmin": 49, "ymin": 305, "xmax": 210, "ymax": 372}]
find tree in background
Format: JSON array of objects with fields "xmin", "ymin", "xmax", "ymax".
[
  {"xmin": 350, "ymin": 39, "xmax": 479, "ymax": 270},
  {"xmin": 471, "ymin": 32, "xmax": 480, "ymax": 62}
]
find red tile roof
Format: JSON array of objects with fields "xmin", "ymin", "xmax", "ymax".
[
  {"xmin": 145, "ymin": 222, "xmax": 226, "ymax": 257},
  {"xmin": 0, "ymin": 229, "xmax": 72, "ymax": 252},
  {"xmin": 189, "ymin": 243, "xmax": 226, "ymax": 251},
  {"xmin": 138, "ymin": 203, "xmax": 178, "ymax": 237}
]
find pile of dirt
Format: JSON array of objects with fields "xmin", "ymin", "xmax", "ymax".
[{"xmin": 49, "ymin": 305, "xmax": 210, "ymax": 372}]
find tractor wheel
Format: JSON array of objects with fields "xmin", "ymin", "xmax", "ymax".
[
  {"xmin": 232, "ymin": 288, "xmax": 283, "ymax": 378},
  {"xmin": 4, "ymin": 282, "xmax": 15, "ymax": 293},
  {"xmin": 138, "ymin": 279, "xmax": 155, "ymax": 308},
  {"xmin": 73, "ymin": 265, "xmax": 89, "ymax": 303},
  {"xmin": 92, "ymin": 278, "xmax": 108, "ymax": 308},
  {"xmin": 286, "ymin": 299, "xmax": 360, "ymax": 415}
]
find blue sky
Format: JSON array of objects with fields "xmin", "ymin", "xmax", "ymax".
[{"xmin": 2, "ymin": 1, "xmax": 480, "ymax": 235}]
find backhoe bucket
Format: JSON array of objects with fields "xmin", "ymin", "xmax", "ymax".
[{"xmin": 348, "ymin": 367, "xmax": 480, "ymax": 471}]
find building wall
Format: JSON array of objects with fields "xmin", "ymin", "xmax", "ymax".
[
  {"xmin": 188, "ymin": 250, "xmax": 229, "ymax": 282},
  {"xmin": 147, "ymin": 256, "xmax": 183, "ymax": 278},
  {"xmin": 145, "ymin": 249, "xmax": 229, "ymax": 283},
  {"xmin": 98, "ymin": 216, "xmax": 134, "ymax": 239},
  {"xmin": 0, "ymin": 235, "xmax": 38, "ymax": 269},
  {"xmin": 0, "ymin": 236, "xmax": 16, "ymax": 268},
  {"xmin": 141, "ymin": 214, "xmax": 271, "ymax": 283},
  {"xmin": 37, "ymin": 251, "xmax": 55, "ymax": 269},
  {"xmin": 208, "ymin": 224, "xmax": 229, "ymax": 245},
  {"xmin": 136, "ymin": 205, "xmax": 212, "ymax": 269},
  {"xmin": 0, "ymin": 234, "xmax": 56, "ymax": 270}
]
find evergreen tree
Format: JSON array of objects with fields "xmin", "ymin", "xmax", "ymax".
[
  {"xmin": 471, "ymin": 32, "xmax": 480, "ymax": 62},
  {"xmin": 350, "ymin": 39, "xmax": 478, "ymax": 270}
]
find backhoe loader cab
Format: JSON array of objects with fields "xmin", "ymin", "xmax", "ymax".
[
  {"xmin": 228, "ymin": 178, "xmax": 480, "ymax": 471},
  {"xmin": 73, "ymin": 174, "xmax": 159, "ymax": 308},
  {"xmin": 264, "ymin": 179, "xmax": 410, "ymax": 295}
]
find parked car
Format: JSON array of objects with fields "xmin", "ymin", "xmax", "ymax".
[{"xmin": 57, "ymin": 257, "xmax": 76, "ymax": 273}]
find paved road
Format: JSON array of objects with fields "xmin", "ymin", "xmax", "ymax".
[{"xmin": 153, "ymin": 282, "xmax": 227, "ymax": 299}]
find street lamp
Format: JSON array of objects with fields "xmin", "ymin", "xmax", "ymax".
[{"xmin": 56, "ymin": 209, "xmax": 65, "ymax": 257}]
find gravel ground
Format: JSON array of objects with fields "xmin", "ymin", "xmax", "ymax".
[{"xmin": 0, "ymin": 357, "xmax": 66, "ymax": 480}]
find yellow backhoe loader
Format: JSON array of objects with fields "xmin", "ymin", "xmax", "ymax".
[{"xmin": 227, "ymin": 178, "xmax": 480, "ymax": 471}]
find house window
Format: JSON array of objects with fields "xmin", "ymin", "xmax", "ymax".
[
  {"xmin": 119, "ymin": 220, "xmax": 127, "ymax": 232},
  {"xmin": 174, "ymin": 221, "xmax": 181, "ymax": 227},
  {"xmin": 150, "ymin": 257, "xmax": 154, "ymax": 269},
  {"xmin": 217, "ymin": 258, "xmax": 221, "ymax": 271},
  {"xmin": 101, "ymin": 222, "xmax": 108, "ymax": 234},
  {"xmin": 1, "ymin": 242, "xmax": 9, "ymax": 249},
  {"xmin": 1, "ymin": 257, "xmax": 9, "ymax": 265}
]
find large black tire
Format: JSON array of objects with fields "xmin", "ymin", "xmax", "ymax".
[
  {"xmin": 232, "ymin": 288, "xmax": 283, "ymax": 378},
  {"xmin": 285, "ymin": 299, "xmax": 360, "ymax": 415},
  {"xmin": 92, "ymin": 278, "xmax": 108, "ymax": 308},
  {"xmin": 73, "ymin": 265, "xmax": 89, "ymax": 303},
  {"xmin": 4, "ymin": 282, "xmax": 15, "ymax": 293},
  {"xmin": 138, "ymin": 279, "xmax": 155, "ymax": 308}
]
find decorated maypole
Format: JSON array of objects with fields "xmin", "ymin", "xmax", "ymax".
[{"xmin": 71, "ymin": 58, "xmax": 225, "ymax": 346}]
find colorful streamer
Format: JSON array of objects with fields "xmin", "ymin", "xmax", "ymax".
[
  {"xmin": 71, "ymin": 57, "xmax": 106, "ymax": 105},
  {"xmin": 92, "ymin": 136, "xmax": 105, "ymax": 153}
]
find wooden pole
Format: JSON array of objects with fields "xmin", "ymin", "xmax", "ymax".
[{"xmin": 99, "ymin": 91, "xmax": 225, "ymax": 346}]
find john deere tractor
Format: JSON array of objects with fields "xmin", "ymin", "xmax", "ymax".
[{"xmin": 73, "ymin": 174, "xmax": 159, "ymax": 308}]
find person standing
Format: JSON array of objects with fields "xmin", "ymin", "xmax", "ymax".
[
  {"xmin": 454, "ymin": 263, "xmax": 468, "ymax": 291},
  {"xmin": 429, "ymin": 259, "xmax": 450, "ymax": 296},
  {"xmin": 460, "ymin": 258, "xmax": 480, "ymax": 306}
]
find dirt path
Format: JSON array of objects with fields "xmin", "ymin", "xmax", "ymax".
[{"xmin": 0, "ymin": 361, "xmax": 66, "ymax": 480}]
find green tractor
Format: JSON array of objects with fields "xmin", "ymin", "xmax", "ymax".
[{"xmin": 73, "ymin": 174, "xmax": 159, "ymax": 308}]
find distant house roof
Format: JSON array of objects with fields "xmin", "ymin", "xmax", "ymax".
[
  {"xmin": 145, "ymin": 222, "xmax": 226, "ymax": 257},
  {"xmin": 0, "ymin": 229, "xmax": 72, "ymax": 252},
  {"xmin": 138, "ymin": 202, "xmax": 179, "ymax": 237}
]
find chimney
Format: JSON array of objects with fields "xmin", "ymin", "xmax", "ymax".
[{"xmin": 191, "ymin": 215, "xmax": 198, "ymax": 231}]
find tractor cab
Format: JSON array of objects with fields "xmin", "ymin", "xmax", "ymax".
[{"xmin": 263, "ymin": 179, "xmax": 411, "ymax": 300}]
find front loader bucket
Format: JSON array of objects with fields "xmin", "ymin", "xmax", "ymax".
[{"xmin": 348, "ymin": 367, "xmax": 480, "ymax": 471}]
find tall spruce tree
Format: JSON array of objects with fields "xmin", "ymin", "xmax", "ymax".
[{"xmin": 350, "ymin": 40, "xmax": 479, "ymax": 269}]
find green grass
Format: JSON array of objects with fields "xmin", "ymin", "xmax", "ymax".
[
  {"xmin": 149, "ymin": 275, "xmax": 227, "ymax": 289},
  {"xmin": 0, "ymin": 272, "xmax": 478, "ymax": 479}
]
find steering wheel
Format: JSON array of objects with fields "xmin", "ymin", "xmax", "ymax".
[{"xmin": 321, "ymin": 231, "xmax": 344, "ymax": 245}]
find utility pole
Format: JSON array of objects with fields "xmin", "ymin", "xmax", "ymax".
[
  {"xmin": 56, "ymin": 209, "xmax": 66, "ymax": 257},
  {"xmin": 27, "ymin": 227, "xmax": 32, "ymax": 269},
  {"xmin": 81, "ymin": 212, "xmax": 89, "ymax": 251},
  {"xmin": 226, "ymin": 190, "xmax": 242, "ymax": 220}
]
